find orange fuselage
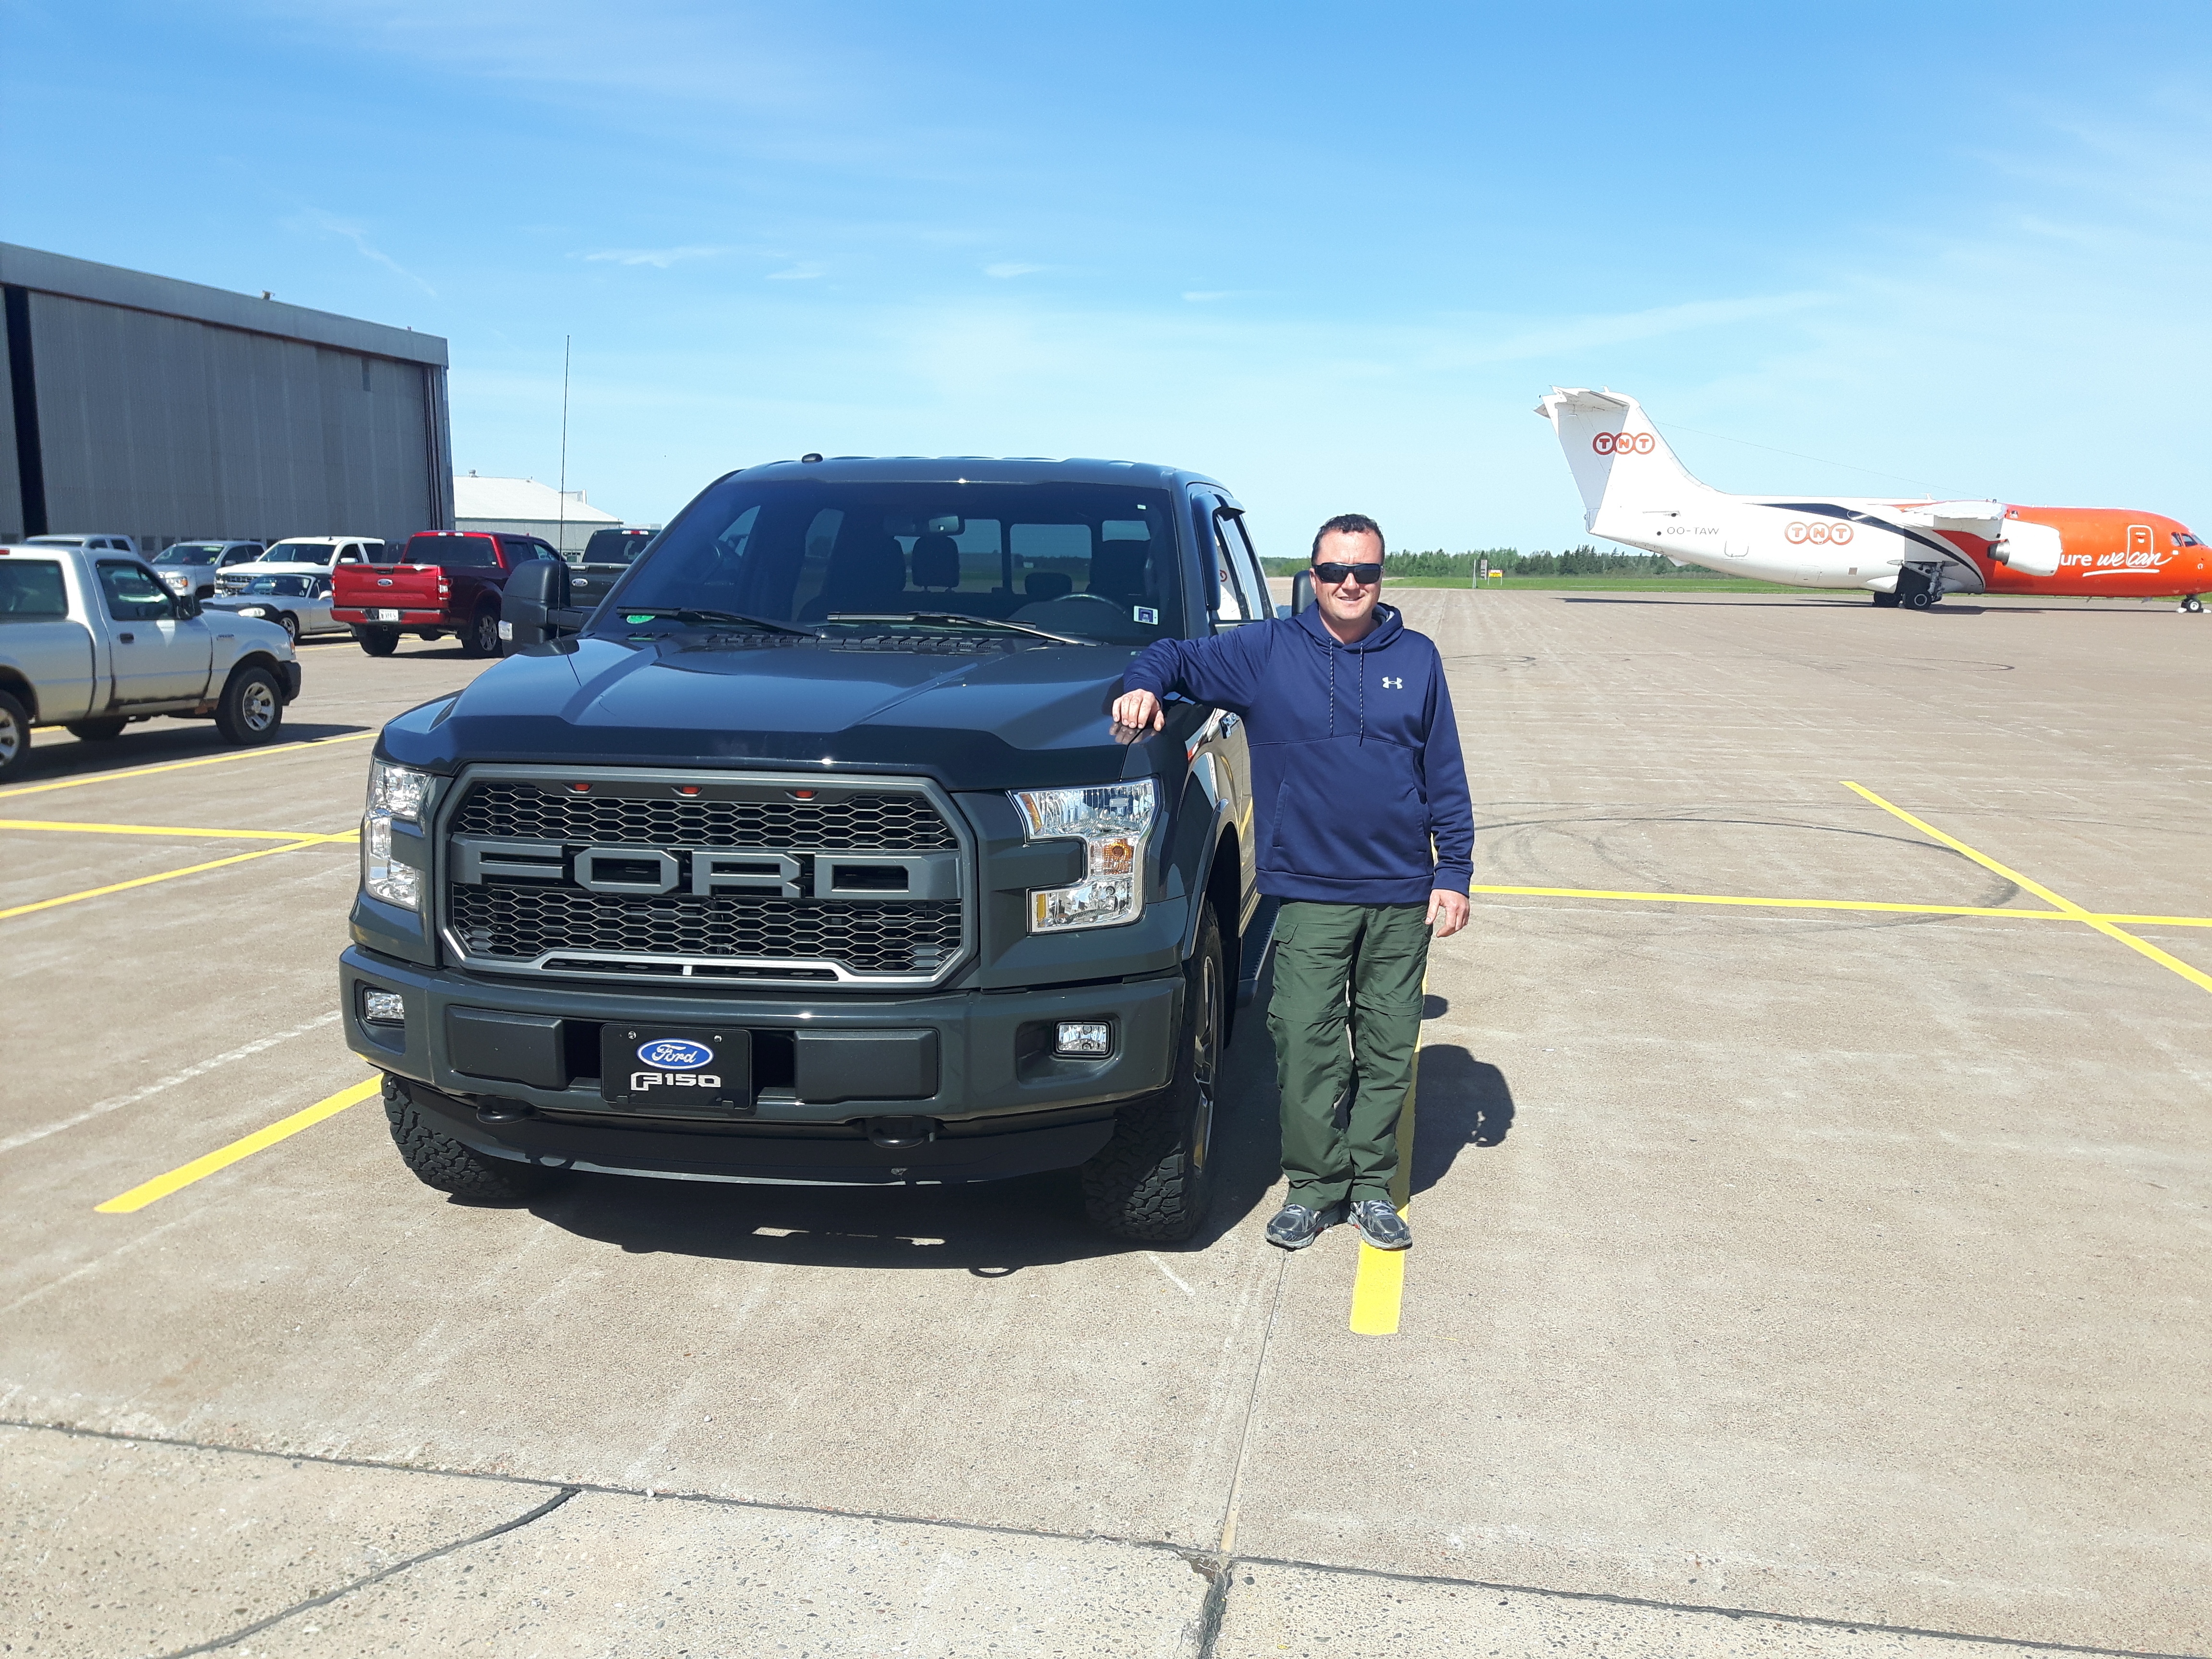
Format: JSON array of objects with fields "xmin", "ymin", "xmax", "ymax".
[{"xmin": 1948, "ymin": 507, "xmax": 2210, "ymax": 598}]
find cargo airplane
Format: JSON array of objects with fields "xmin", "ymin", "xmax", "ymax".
[{"xmin": 1538, "ymin": 387, "xmax": 2209, "ymax": 611}]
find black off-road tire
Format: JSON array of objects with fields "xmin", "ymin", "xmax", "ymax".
[
  {"xmin": 459, "ymin": 605, "xmax": 501, "ymax": 658},
  {"xmin": 66, "ymin": 718, "xmax": 129, "ymax": 742},
  {"xmin": 215, "ymin": 664, "xmax": 284, "ymax": 745},
  {"xmin": 381, "ymin": 1075, "xmax": 549, "ymax": 1203},
  {"xmin": 0, "ymin": 690, "xmax": 30, "ymax": 782},
  {"xmin": 356, "ymin": 625, "xmax": 401, "ymax": 656},
  {"xmin": 1082, "ymin": 903, "xmax": 1225, "ymax": 1242}
]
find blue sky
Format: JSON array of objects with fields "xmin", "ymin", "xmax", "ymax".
[{"xmin": 7, "ymin": 1, "xmax": 2211, "ymax": 554}]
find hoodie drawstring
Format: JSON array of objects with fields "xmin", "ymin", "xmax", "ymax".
[{"xmin": 1357, "ymin": 647, "xmax": 1366, "ymax": 744}]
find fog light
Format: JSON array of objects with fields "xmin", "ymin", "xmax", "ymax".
[
  {"xmin": 1055, "ymin": 1021, "xmax": 1111, "ymax": 1058},
  {"xmin": 362, "ymin": 989, "xmax": 405, "ymax": 1025}
]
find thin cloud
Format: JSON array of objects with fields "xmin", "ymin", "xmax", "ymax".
[
  {"xmin": 984, "ymin": 262, "xmax": 1046, "ymax": 279},
  {"xmin": 291, "ymin": 208, "xmax": 436, "ymax": 295},
  {"xmin": 766, "ymin": 263, "xmax": 827, "ymax": 281},
  {"xmin": 581, "ymin": 246, "xmax": 724, "ymax": 268}
]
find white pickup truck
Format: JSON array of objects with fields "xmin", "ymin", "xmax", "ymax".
[{"xmin": 0, "ymin": 542, "xmax": 302, "ymax": 781}]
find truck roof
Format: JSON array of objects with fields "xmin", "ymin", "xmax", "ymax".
[{"xmin": 733, "ymin": 456, "xmax": 1224, "ymax": 491}]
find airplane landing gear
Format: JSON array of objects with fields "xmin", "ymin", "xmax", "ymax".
[
  {"xmin": 1872, "ymin": 591, "xmax": 1900, "ymax": 608},
  {"xmin": 2182, "ymin": 595, "xmax": 2204, "ymax": 613},
  {"xmin": 1895, "ymin": 563, "xmax": 1947, "ymax": 610}
]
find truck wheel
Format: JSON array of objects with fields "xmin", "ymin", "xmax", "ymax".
[
  {"xmin": 65, "ymin": 718, "xmax": 128, "ymax": 742},
  {"xmin": 0, "ymin": 690, "xmax": 29, "ymax": 783},
  {"xmin": 1082, "ymin": 903, "xmax": 1224, "ymax": 1242},
  {"xmin": 355, "ymin": 625, "xmax": 400, "ymax": 656},
  {"xmin": 381, "ymin": 1075, "xmax": 549, "ymax": 1203},
  {"xmin": 459, "ymin": 606, "xmax": 501, "ymax": 659},
  {"xmin": 215, "ymin": 664, "xmax": 284, "ymax": 745}
]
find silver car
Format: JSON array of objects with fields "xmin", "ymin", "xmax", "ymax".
[{"xmin": 202, "ymin": 573, "xmax": 343, "ymax": 643}]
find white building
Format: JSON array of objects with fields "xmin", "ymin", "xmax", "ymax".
[{"xmin": 454, "ymin": 472, "xmax": 621, "ymax": 556}]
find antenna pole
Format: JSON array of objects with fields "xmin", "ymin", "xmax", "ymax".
[{"xmin": 556, "ymin": 335, "xmax": 571, "ymax": 556}]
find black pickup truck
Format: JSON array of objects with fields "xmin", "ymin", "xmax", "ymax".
[{"xmin": 340, "ymin": 457, "xmax": 1285, "ymax": 1239}]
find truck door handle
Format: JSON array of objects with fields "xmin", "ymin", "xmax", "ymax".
[
  {"xmin": 1219, "ymin": 713, "xmax": 1240, "ymax": 733},
  {"xmin": 118, "ymin": 632, "xmax": 135, "ymax": 643}
]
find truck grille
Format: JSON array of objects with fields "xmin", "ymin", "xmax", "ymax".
[
  {"xmin": 440, "ymin": 772, "xmax": 969, "ymax": 986},
  {"xmin": 452, "ymin": 782, "xmax": 955, "ymax": 851},
  {"xmin": 450, "ymin": 887, "xmax": 962, "ymax": 975}
]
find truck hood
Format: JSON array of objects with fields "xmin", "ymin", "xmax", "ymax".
[{"xmin": 377, "ymin": 632, "xmax": 1155, "ymax": 789}]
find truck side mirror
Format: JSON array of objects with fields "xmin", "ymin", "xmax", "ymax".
[
  {"xmin": 1289, "ymin": 568, "xmax": 1315, "ymax": 616},
  {"xmin": 501, "ymin": 557, "xmax": 570, "ymax": 647}
]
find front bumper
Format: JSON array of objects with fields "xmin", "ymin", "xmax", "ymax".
[
  {"xmin": 340, "ymin": 945, "xmax": 1181, "ymax": 1185},
  {"xmin": 279, "ymin": 661, "xmax": 301, "ymax": 703}
]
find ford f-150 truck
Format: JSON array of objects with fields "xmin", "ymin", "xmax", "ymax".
[
  {"xmin": 333, "ymin": 531, "xmax": 557, "ymax": 659},
  {"xmin": 340, "ymin": 457, "xmax": 1282, "ymax": 1239},
  {"xmin": 0, "ymin": 542, "xmax": 301, "ymax": 780}
]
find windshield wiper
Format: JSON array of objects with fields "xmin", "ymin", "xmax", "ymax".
[
  {"xmin": 825, "ymin": 611, "xmax": 1086, "ymax": 645},
  {"xmin": 615, "ymin": 606, "xmax": 817, "ymax": 637}
]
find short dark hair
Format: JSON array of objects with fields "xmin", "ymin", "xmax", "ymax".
[{"xmin": 1311, "ymin": 513, "xmax": 1385, "ymax": 561}]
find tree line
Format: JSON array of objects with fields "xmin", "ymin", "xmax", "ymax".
[{"xmin": 1262, "ymin": 545, "xmax": 1721, "ymax": 578}]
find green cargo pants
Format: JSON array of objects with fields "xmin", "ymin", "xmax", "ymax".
[{"xmin": 1265, "ymin": 900, "xmax": 1431, "ymax": 1212}]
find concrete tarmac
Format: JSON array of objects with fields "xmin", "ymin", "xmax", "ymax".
[{"xmin": 1, "ymin": 597, "xmax": 2205, "ymax": 1657}]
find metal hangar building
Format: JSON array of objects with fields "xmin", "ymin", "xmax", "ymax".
[{"xmin": 0, "ymin": 243, "xmax": 454, "ymax": 551}]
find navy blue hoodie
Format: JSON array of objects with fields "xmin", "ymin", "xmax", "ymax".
[{"xmin": 1122, "ymin": 604, "xmax": 1473, "ymax": 906}]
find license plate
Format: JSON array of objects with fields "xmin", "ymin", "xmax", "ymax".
[
  {"xmin": 373, "ymin": 607, "xmax": 401, "ymax": 622},
  {"xmin": 600, "ymin": 1025, "xmax": 753, "ymax": 1115}
]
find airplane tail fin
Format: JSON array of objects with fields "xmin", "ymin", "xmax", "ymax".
[{"xmin": 1536, "ymin": 388, "xmax": 1716, "ymax": 528}]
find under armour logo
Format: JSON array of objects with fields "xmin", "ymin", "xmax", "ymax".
[{"xmin": 1382, "ymin": 676, "xmax": 1403, "ymax": 689}]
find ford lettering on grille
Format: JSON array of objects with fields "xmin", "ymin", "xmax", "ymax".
[{"xmin": 440, "ymin": 774, "xmax": 970, "ymax": 986}]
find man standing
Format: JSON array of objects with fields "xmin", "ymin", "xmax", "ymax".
[{"xmin": 1112, "ymin": 514, "xmax": 1473, "ymax": 1251}]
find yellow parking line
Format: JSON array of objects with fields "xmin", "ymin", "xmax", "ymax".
[
  {"xmin": 0, "ymin": 818, "xmax": 339, "ymax": 841},
  {"xmin": 1843, "ymin": 782, "xmax": 2212, "ymax": 998},
  {"xmin": 0, "ymin": 729, "xmax": 375, "ymax": 801},
  {"xmin": 96, "ymin": 1078, "xmax": 380, "ymax": 1213},
  {"xmin": 0, "ymin": 834, "xmax": 352, "ymax": 922},
  {"xmin": 1469, "ymin": 883, "xmax": 2074, "ymax": 922},
  {"xmin": 1349, "ymin": 974, "xmax": 1429, "ymax": 1338}
]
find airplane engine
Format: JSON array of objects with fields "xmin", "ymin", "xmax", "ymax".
[{"xmin": 1991, "ymin": 520, "xmax": 2062, "ymax": 577}]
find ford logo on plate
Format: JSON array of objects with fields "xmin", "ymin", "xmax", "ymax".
[{"xmin": 637, "ymin": 1039, "xmax": 712, "ymax": 1070}]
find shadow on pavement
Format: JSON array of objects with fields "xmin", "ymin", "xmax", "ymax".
[
  {"xmin": 1410, "ymin": 1045, "xmax": 1515, "ymax": 1200},
  {"xmin": 15, "ymin": 721, "xmax": 372, "ymax": 783}
]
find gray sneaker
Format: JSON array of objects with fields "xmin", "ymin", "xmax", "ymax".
[
  {"xmin": 1349, "ymin": 1199, "xmax": 1411, "ymax": 1250},
  {"xmin": 1264, "ymin": 1201, "xmax": 1343, "ymax": 1250}
]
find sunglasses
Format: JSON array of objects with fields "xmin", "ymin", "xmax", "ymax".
[{"xmin": 1312, "ymin": 562, "xmax": 1383, "ymax": 585}]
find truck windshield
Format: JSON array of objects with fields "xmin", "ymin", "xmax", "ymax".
[
  {"xmin": 158, "ymin": 544, "xmax": 223, "ymax": 565},
  {"xmin": 242, "ymin": 576, "xmax": 316, "ymax": 596},
  {"xmin": 599, "ymin": 480, "xmax": 1183, "ymax": 644},
  {"xmin": 264, "ymin": 543, "xmax": 335, "ymax": 565}
]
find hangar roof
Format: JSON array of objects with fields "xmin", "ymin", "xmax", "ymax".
[
  {"xmin": 0, "ymin": 242, "xmax": 449, "ymax": 368},
  {"xmin": 454, "ymin": 475, "xmax": 621, "ymax": 525}
]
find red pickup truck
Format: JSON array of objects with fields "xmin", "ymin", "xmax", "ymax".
[{"xmin": 332, "ymin": 531, "xmax": 558, "ymax": 658}]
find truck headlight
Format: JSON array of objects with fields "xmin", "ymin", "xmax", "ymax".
[
  {"xmin": 362, "ymin": 759, "xmax": 432, "ymax": 911},
  {"xmin": 162, "ymin": 571, "xmax": 190, "ymax": 593},
  {"xmin": 1009, "ymin": 780, "xmax": 1156, "ymax": 932}
]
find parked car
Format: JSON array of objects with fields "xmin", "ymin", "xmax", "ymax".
[
  {"xmin": 344, "ymin": 457, "xmax": 1275, "ymax": 1242},
  {"xmin": 203, "ymin": 573, "xmax": 345, "ymax": 643},
  {"xmin": 0, "ymin": 543, "xmax": 301, "ymax": 781},
  {"xmin": 332, "ymin": 531, "xmax": 557, "ymax": 658},
  {"xmin": 153, "ymin": 540, "xmax": 265, "ymax": 600},
  {"xmin": 24, "ymin": 533, "xmax": 138, "ymax": 554},
  {"xmin": 217, "ymin": 536, "xmax": 385, "ymax": 594}
]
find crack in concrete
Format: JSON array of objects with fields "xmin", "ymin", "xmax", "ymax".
[
  {"xmin": 8, "ymin": 1418, "xmax": 2188, "ymax": 1659},
  {"xmin": 150, "ymin": 1483, "xmax": 581, "ymax": 1659}
]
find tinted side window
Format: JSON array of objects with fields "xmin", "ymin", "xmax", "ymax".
[
  {"xmin": 97, "ymin": 561, "xmax": 175, "ymax": 622},
  {"xmin": 0, "ymin": 561, "xmax": 69, "ymax": 620},
  {"xmin": 1218, "ymin": 512, "xmax": 1271, "ymax": 622}
]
